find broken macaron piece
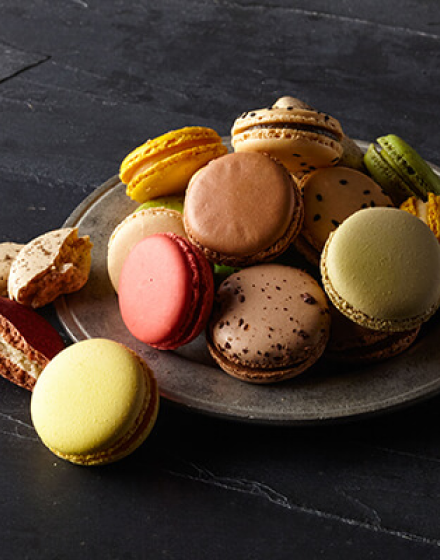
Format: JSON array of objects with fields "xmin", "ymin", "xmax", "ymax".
[
  {"xmin": 0, "ymin": 296, "xmax": 65, "ymax": 390},
  {"xmin": 8, "ymin": 228, "xmax": 93, "ymax": 308},
  {"xmin": 0, "ymin": 242, "xmax": 24, "ymax": 297}
]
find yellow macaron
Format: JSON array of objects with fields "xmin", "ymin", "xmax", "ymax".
[
  {"xmin": 400, "ymin": 192, "xmax": 440, "ymax": 242},
  {"xmin": 31, "ymin": 338, "xmax": 159, "ymax": 466},
  {"xmin": 120, "ymin": 126, "xmax": 228, "ymax": 203}
]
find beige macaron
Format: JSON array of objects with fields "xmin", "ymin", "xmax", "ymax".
[
  {"xmin": 295, "ymin": 166, "xmax": 393, "ymax": 266},
  {"xmin": 107, "ymin": 207, "xmax": 186, "ymax": 292},
  {"xmin": 8, "ymin": 228, "xmax": 93, "ymax": 308}
]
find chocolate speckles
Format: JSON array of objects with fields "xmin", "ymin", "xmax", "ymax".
[
  {"xmin": 301, "ymin": 293, "xmax": 316, "ymax": 304},
  {"xmin": 207, "ymin": 264, "xmax": 331, "ymax": 382}
]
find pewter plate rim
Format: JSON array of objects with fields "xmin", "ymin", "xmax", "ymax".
[{"xmin": 55, "ymin": 139, "xmax": 440, "ymax": 425}]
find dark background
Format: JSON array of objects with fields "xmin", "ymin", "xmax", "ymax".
[{"xmin": 2, "ymin": 1, "xmax": 440, "ymax": 558}]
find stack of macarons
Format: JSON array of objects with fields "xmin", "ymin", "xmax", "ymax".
[
  {"xmin": 108, "ymin": 108, "xmax": 440, "ymax": 390},
  {"xmin": 111, "ymin": 103, "xmax": 440, "ymax": 387}
]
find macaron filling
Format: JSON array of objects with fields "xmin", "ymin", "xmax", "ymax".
[
  {"xmin": 0, "ymin": 334, "xmax": 43, "ymax": 379},
  {"xmin": 246, "ymin": 123, "xmax": 340, "ymax": 141}
]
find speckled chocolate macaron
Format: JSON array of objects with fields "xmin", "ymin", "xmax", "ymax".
[{"xmin": 206, "ymin": 264, "xmax": 331, "ymax": 383}]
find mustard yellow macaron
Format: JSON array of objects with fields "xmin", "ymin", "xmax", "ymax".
[
  {"xmin": 31, "ymin": 338, "xmax": 159, "ymax": 466},
  {"xmin": 400, "ymin": 192, "xmax": 440, "ymax": 242},
  {"xmin": 120, "ymin": 126, "xmax": 228, "ymax": 203}
]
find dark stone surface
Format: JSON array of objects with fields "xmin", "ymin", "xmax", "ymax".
[{"xmin": 2, "ymin": 1, "xmax": 440, "ymax": 558}]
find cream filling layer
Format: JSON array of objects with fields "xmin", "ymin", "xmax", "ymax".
[{"xmin": 0, "ymin": 334, "xmax": 42, "ymax": 379}]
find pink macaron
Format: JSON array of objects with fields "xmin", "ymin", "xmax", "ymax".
[{"xmin": 118, "ymin": 232, "xmax": 214, "ymax": 349}]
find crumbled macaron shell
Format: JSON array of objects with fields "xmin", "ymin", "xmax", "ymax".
[{"xmin": 8, "ymin": 228, "xmax": 92, "ymax": 308}]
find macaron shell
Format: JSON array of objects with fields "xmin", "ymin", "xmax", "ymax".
[
  {"xmin": 8, "ymin": 228, "xmax": 92, "ymax": 308},
  {"xmin": 325, "ymin": 305, "xmax": 420, "ymax": 364},
  {"xmin": 337, "ymin": 135, "xmax": 366, "ymax": 171},
  {"xmin": 126, "ymin": 142, "xmax": 228, "ymax": 203},
  {"xmin": 119, "ymin": 234, "xmax": 193, "ymax": 345},
  {"xmin": 157, "ymin": 235, "xmax": 214, "ymax": 350},
  {"xmin": 207, "ymin": 265, "xmax": 330, "ymax": 383},
  {"xmin": 321, "ymin": 207, "xmax": 440, "ymax": 331},
  {"xmin": 184, "ymin": 152, "xmax": 304, "ymax": 266},
  {"xmin": 0, "ymin": 296, "xmax": 65, "ymax": 390},
  {"xmin": 107, "ymin": 207, "xmax": 186, "ymax": 292},
  {"xmin": 135, "ymin": 195, "xmax": 184, "ymax": 214},
  {"xmin": 401, "ymin": 193, "xmax": 440, "ymax": 242},
  {"xmin": 299, "ymin": 166, "xmax": 393, "ymax": 253},
  {"xmin": 378, "ymin": 134, "xmax": 440, "ymax": 198},
  {"xmin": 120, "ymin": 126, "xmax": 224, "ymax": 183},
  {"xmin": 364, "ymin": 143, "xmax": 414, "ymax": 205},
  {"xmin": 272, "ymin": 96, "xmax": 313, "ymax": 110},
  {"xmin": 0, "ymin": 242, "xmax": 23, "ymax": 297},
  {"xmin": 31, "ymin": 339, "xmax": 156, "ymax": 464},
  {"xmin": 231, "ymin": 107, "xmax": 343, "ymax": 176},
  {"xmin": 118, "ymin": 233, "xmax": 214, "ymax": 349}
]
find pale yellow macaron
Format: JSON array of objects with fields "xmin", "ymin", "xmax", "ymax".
[
  {"xmin": 120, "ymin": 126, "xmax": 228, "ymax": 203},
  {"xmin": 31, "ymin": 338, "xmax": 159, "ymax": 466},
  {"xmin": 107, "ymin": 206, "xmax": 186, "ymax": 292},
  {"xmin": 8, "ymin": 228, "xmax": 92, "ymax": 308},
  {"xmin": 321, "ymin": 207, "xmax": 440, "ymax": 331}
]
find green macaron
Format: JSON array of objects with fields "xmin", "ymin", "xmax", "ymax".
[
  {"xmin": 364, "ymin": 134, "xmax": 440, "ymax": 204},
  {"xmin": 135, "ymin": 195, "xmax": 184, "ymax": 214}
]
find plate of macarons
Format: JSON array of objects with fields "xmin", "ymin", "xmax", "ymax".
[{"xmin": 56, "ymin": 96, "xmax": 440, "ymax": 425}]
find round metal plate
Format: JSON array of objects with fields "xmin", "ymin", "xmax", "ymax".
[{"xmin": 55, "ymin": 140, "xmax": 440, "ymax": 425}]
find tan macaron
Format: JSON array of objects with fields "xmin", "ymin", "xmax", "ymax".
[
  {"xmin": 295, "ymin": 167, "xmax": 393, "ymax": 266},
  {"xmin": 107, "ymin": 207, "xmax": 186, "ymax": 292},
  {"xmin": 231, "ymin": 104, "xmax": 344, "ymax": 177}
]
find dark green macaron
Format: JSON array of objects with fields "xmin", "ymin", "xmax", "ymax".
[{"xmin": 364, "ymin": 134, "xmax": 440, "ymax": 205}]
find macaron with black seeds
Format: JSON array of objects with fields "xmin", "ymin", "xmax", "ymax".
[
  {"xmin": 231, "ymin": 101, "xmax": 344, "ymax": 178},
  {"xmin": 295, "ymin": 166, "xmax": 393, "ymax": 266},
  {"xmin": 206, "ymin": 264, "xmax": 331, "ymax": 383}
]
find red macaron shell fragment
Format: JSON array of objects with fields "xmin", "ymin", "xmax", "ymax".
[
  {"xmin": 118, "ymin": 233, "xmax": 214, "ymax": 349},
  {"xmin": 0, "ymin": 297, "xmax": 65, "ymax": 360}
]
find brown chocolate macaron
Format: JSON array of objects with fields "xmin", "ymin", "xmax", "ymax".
[
  {"xmin": 206, "ymin": 264, "xmax": 331, "ymax": 383},
  {"xmin": 184, "ymin": 153, "xmax": 304, "ymax": 267},
  {"xmin": 0, "ymin": 297, "xmax": 65, "ymax": 390}
]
